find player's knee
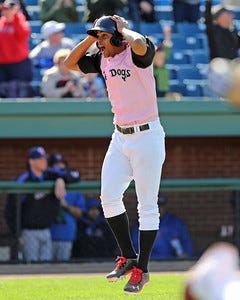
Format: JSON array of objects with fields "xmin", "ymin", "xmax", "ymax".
[
  {"xmin": 100, "ymin": 195, "xmax": 126, "ymax": 218},
  {"xmin": 138, "ymin": 208, "xmax": 159, "ymax": 230}
]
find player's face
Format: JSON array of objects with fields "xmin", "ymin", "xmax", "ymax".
[{"xmin": 97, "ymin": 31, "xmax": 118, "ymax": 58}]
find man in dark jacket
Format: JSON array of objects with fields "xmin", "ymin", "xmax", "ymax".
[
  {"xmin": 205, "ymin": 0, "xmax": 240, "ymax": 61},
  {"xmin": 5, "ymin": 146, "xmax": 80, "ymax": 262}
]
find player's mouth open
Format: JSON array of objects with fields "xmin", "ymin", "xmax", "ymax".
[{"xmin": 99, "ymin": 46, "xmax": 105, "ymax": 53}]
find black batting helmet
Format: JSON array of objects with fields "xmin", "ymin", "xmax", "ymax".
[{"xmin": 87, "ymin": 16, "xmax": 123, "ymax": 47}]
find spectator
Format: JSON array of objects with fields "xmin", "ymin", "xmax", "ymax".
[
  {"xmin": 49, "ymin": 153, "xmax": 85, "ymax": 261},
  {"xmin": 80, "ymin": 73, "xmax": 107, "ymax": 99},
  {"xmin": 41, "ymin": 48, "xmax": 84, "ymax": 98},
  {"xmin": 204, "ymin": 0, "xmax": 240, "ymax": 61},
  {"xmin": 128, "ymin": 0, "xmax": 157, "ymax": 24},
  {"xmin": 72, "ymin": 197, "xmax": 118, "ymax": 258},
  {"xmin": 0, "ymin": 0, "xmax": 34, "ymax": 98},
  {"xmin": 153, "ymin": 26, "xmax": 172, "ymax": 97},
  {"xmin": 132, "ymin": 195, "xmax": 193, "ymax": 259},
  {"xmin": 30, "ymin": 20, "xmax": 74, "ymax": 69},
  {"xmin": 83, "ymin": 0, "xmax": 127, "ymax": 23},
  {"xmin": 184, "ymin": 242, "xmax": 240, "ymax": 300},
  {"xmin": 4, "ymin": 146, "xmax": 80, "ymax": 262},
  {"xmin": 39, "ymin": 0, "xmax": 79, "ymax": 24},
  {"xmin": 172, "ymin": 0, "xmax": 201, "ymax": 23}
]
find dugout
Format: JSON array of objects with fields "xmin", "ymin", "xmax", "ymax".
[{"xmin": 0, "ymin": 98, "xmax": 239, "ymax": 263}]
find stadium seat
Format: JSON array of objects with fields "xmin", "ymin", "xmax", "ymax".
[
  {"xmin": 183, "ymin": 83, "xmax": 204, "ymax": 97},
  {"xmin": 175, "ymin": 66, "xmax": 202, "ymax": 82},
  {"xmin": 139, "ymin": 22, "xmax": 163, "ymax": 37},
  {"xmin": 156, "ymin": 10, "xmax": 173, "ymax": 21},
  {"xmin": 197, "ymin": 34, "xmax": 209, "ymax": 51},
  {"xmin": 233, "ymin": 9, "xmax": 240, "ymax": 20},
  {"xmin": 172, "ymin": 36, "xmax": 201, "ymax": 50},
  {"xmin": 25, "ymin": 0, "xmax": 38, "ymax": 5},
  {"xmin": 64, "ymin": 23, "xmax": 90, "ymax": 36},
  {"xmin": 172, "ymin": 37, "xmax": 189, "ymax": 50},
  {"xmin": 187, "ymin": 50, "xmax": 209, "ymax": 65},
  {"xmin": 175, "ymin": 22, "xmax": 205, "ymax": 35},
  {"xmin": 169, "ymin": 80, "xmax": 185, "ymax": 95},
  {"xmin": 167, "ymin": 65, "xmax": 178, "ymax": 79},
  {"xmin": 29, "ymin": 21, "xmax": 42, "ymax": 34},
  {"xmin": 167, "ymin": 51, "xmax": 189, "ymax": 64},
  {"xmin": 185, "ymin": 36, "xmax": 202, "ymax": 49}
]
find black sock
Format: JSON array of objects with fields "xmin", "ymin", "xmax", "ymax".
[
  {"xmin": 106, "ymin": 212, "xmax": 137, "ymax": 259},
  {"xmin": 137, "ymin": 230, "xmax": 157, "ymax": 273}
]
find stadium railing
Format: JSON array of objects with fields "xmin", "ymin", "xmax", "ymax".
[{"xmin": 1, "ymin": 178, "xmax": 240, "ymax": 262}]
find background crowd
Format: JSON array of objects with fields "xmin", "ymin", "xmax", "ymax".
[{"xmin": 0, "ymin": 0, "xmax": 239, "ymax": 98}]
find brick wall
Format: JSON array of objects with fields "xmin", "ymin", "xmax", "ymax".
[{"xmin": 0, "ymin": 136, "xmax": 239, "ymax": 255}]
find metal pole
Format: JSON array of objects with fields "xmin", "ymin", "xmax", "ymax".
[
  {"xmin": 15, "ymin": 194, "xmax": 21, "ymax": 262},
  {"xmin": 234, "ymin": 190, "xmax": 240, "ymax": 252}
]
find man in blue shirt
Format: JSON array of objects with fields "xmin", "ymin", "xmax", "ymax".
[
  {"xmin": 49, "ymin": 153, "xmax": 86, "ymax": 261},
  {"xmin": 132, "ymin": 195, "xmax": 193, "ymax": 259},
  {"xmin": 4, "ymin": 146, "xmax": 80, "ymax": 262}
]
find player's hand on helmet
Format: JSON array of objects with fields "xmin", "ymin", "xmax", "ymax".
[{"xmin": 111, "ymin": 15, "xmax": 128, "ymax": 34}]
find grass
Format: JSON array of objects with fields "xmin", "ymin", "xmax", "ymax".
[{"xmin": 0, "ymin": 273, "xmax": 187, "ymax": 300}]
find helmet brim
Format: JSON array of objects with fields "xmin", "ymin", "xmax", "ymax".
[{"xmin": 87, "ymin": 26, "xmax": 115, "ymax": 38}]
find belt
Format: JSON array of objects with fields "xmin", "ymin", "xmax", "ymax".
[{"xmin": 116, "ymin": 123, "xmax": 150, "ymax": 134}]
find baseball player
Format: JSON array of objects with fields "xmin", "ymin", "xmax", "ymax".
[{"xmin": 64, "ymin": 15, "xmax": 166, "ymax": 294}]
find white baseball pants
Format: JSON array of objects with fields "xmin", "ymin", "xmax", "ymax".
[{"xmin": 100, "ymin": 118, "xmax": 165, "ymax": 231}]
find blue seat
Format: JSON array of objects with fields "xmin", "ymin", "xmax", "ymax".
[
  {"xmin": 28, "ymin": 10, "xmax": 39, "ymax": 21},
  {"xmin": 172, "ymin": 36, "xmax": 201, "ymax": 50},
  {"xmin": 183, "ymin": 83, "xmax": 203, "ymax": 97},
  {"xmin": 139, "ymin": 22, "xmax": 163, "ymax": 36},
  {"xmin": 167, "ymin": 51, "xmax": 189, "ymax": 64},
  {"xmin": 156, "ymin": 10, "xmax": 173, "ymax": 21},
  {"xmin": 187, "ymin": 50, "xmax": 209, "ymax": 64},
  {"xmin": 30, "ymin": 21, "xmax": 42, "ymax": 34},
  {"xmin": 167, "ymin": 66, "xmax": 178, "ymax": 79},
  {"xmin": 175, "ymin": 22, "xmax": 205, "ymax": 36},
  {"xmin": 172, "ymin": 37, "xmax": 188, "ymax": 50},
  {"xmin": 185, "ymin": 36, "xmax": 202, "ymax": 49},
  {"xmin": 176, "ymin": 66, "xmax": 202, "ymax": 82},
  {"xmin": 64, "ymin": 23, "xmax": 88, "ymax": 36},
  {"xmin": 233, "ymin": 9, "xmax": 240, "ymax": 20},
  {"xmin": 169, "ymin": 80, "xmax": 185, "ymax": 94},
  {"xmin": 154, "ymin": 0, "xmax": 171, "ymax": 5},
  {"xmin": 25, "ymin": 0, "xmax": 38, "ymax": 5}
]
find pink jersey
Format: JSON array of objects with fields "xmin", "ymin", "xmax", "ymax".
[{"xmin": 100, "ymin": 45, "xmax": 159, "ymax": 126}]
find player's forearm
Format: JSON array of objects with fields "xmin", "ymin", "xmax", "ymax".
[
  {"xmin": 64, "ymin": 36, "xmax": 96, "ymax": 71},
  {"xmin": 121, "ymin": 27, "xmax": 147, "ymax": 56}
]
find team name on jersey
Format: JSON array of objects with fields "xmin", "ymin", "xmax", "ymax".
[{"xmin": 108, "ymin": 69, "xmax": 131, "ymax": 81}]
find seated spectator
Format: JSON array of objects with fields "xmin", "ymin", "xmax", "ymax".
[
  {"xmin": 83, "ymin": 0, "xmax": 127, "ymax": 23},
  {"xmin": 41, "ymin": 48, "xmax": 84, "ymax": 98},
  {"xmin": 72, "ymin": 197, "xmax": 118, "ymax": 258},
  {"xmin": 0, "ymin": 0, "xmax": 34, "ymax": 98},
  {"xmin": 132, "ymin": 194, "xmax": 193, "ymax": 259},
  {"xmin": 172, "ymin": 0, "xmax": 201, "ymax": 23},
  {"xmin": 4, "ymin": 146, "xmax": 80, "ymax": 262},
  {"xmin": 39, "ymin": 0, "xmax": 79, "ymax": 24},
  {"xmin": 49, "ymin": 153, "xmax": 85, "ymax": 261},
  {"xmin": 204, "ymin": 0, "xmax": 240, "ymax": 61},
  {"xmin": 80, "ymin": 73, "xmax": 107, "ymax": 99},
  {"xmin": 128, "ymin": 0, "xmax": 157, "ymax": 23},
  {"xmin": 153, "ymin": 26, "xmax": 172, "ymax": 97},
  {"xmin": 30, "ymin": 20, "xmax": 74, "ymax": 69}
]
